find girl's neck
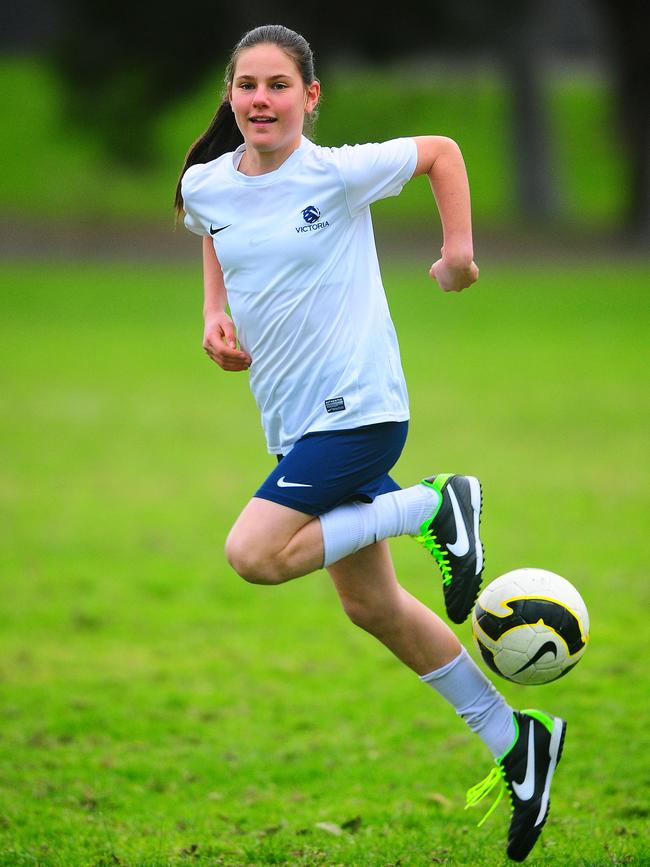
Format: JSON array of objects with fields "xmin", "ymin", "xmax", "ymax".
[{"xmin": 238, "ymin": 139, "xmax": 302, "ymax": 176}]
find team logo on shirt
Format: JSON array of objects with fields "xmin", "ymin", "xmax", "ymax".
[{"xmin": 295, "ymin": 205, "xmax": 330, "ymax": 234}]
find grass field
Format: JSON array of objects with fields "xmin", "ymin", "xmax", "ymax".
[{"xmin": 1, "ymin": 254, "xmax": 649, "ymax": 866}]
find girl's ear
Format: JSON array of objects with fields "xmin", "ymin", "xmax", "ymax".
[{"xmin": 305, "ymin": 79, "xmax": 320, "ymax": 114}]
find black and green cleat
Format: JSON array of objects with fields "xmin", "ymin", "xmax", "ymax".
[
  {"xmin": 466, "ymin": 709, "xmax": 568, "ymax": 862},
  {"xmin": 414, "ymin": 473, "xmax": 484, "ymax": 623}
]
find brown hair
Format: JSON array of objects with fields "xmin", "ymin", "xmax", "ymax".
[{"xmin": 173, "ymin": 24, "xmax": 318, "ymax": 217}]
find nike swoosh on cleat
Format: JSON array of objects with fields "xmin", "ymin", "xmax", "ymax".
[
  {"xmin": 512, "ymin": 722, "xmax": 536, "ymax": 801},
  {"xmin": 446, "ymin": 484, "xmax": 470, "ymax": 557},
  {"xmin": 209, "ymin": 224, "xmax": 231, "ymax": 235},
  {"xmin": 469, "ymin": 476, "xmax": 483, "ymax": 574},
  {"xmin": 277, "ymin": 476, "xmax": 313, "ymax": 488},
  {"xmin": 536, "ymin": 718, "xmax": 565, "ymax": 826}
]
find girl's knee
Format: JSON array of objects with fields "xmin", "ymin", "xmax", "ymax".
[
  {"xmin": 225, "ymin": 530, "xmax": 284, "ymax": 585},
  {"xmin": 340, "ymin": 593, "xmax": 396, "ymax": 634}
]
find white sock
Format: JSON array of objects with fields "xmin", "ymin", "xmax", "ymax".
[
  {"xmin": 319, "ymin": 484, "xmax": 439, "ymax": 567},
  {"xmin": 420, "ymin": 647, "xmax": 516, "ymax": 758}
]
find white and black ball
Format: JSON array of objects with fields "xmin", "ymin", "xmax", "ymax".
[{"xmin": 471, "ymin": 568, "xmax": 589, "ymax": 685}]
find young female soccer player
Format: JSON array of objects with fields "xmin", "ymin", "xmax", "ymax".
[{"xmin": 175, "ymin": 24, "xmax": 567, "ymax": 862}]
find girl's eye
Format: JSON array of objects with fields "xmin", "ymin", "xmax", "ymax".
[{"xmin": 236, "ymin": 82, "xmax": 287, "ymax": 91}]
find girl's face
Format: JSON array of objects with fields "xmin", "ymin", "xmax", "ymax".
[{"xmin": 229, "ymin": 43, "xmax": 319, "ymax": 159}]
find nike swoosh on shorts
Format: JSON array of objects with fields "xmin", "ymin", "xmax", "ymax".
[{"xmin": 277, "ymin": 476, "xmax": 313, "ymax": 488}]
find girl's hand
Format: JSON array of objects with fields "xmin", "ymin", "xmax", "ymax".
[
  {"xmin": 429, "ymin": 256, "xmax": 479, "ymax": 293},
  {"xmin": 203, "ymin": 311, "xmax": 251, "ymax": 371}
]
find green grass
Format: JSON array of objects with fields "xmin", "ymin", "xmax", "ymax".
[
  {"xmin": 1, "ymin": 255, "xmax": 649, "ymax": 865},
  {"xmin": 0, "ymin": 57, "xmax": 627, "ymax": 228}
]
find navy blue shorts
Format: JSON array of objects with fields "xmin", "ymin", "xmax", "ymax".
[{"xmin": 254, "ymin": 421, "xmax": 408, "ymax": 516}]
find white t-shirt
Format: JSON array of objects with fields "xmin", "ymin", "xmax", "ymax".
[{"xmin": 182, "ymin": 136, "xmax": 418, "ymax": 454}]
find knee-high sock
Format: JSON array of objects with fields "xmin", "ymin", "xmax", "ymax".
[
  {"xmin": 420, "ymin": 646, "xmax": 516, "ymax": 758},
  {"xmin": 319, "ymin": 485, "xmax": 439, "ymax": 567}
]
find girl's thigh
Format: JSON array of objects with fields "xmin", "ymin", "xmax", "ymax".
[{"xmin": 228, "ymin": 496, "xmax": 316, "ymax": 554}]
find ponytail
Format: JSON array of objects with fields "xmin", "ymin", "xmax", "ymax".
[{"xmin": 173, "ymin": 97, "xmax": 243, "ymax": 218}]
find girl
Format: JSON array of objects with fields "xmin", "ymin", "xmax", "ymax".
[{"xmin": 174, "ymin": 24, "xmax": 566, "ymax": 862}]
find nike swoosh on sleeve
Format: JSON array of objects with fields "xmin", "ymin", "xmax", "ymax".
[{"xmin": 447, "ymin": 484, "xmax": 470, "ymax": 556}]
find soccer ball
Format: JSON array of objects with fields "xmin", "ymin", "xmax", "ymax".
[{"xmin": 471, "ymin": 568, "xmax": 589, "ymax": 685}]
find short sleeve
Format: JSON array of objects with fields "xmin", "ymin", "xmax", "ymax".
[
  {"xmin": 335, "ymin": 138, "xmax": 418, "ymax": 216},
  {"xmin": 183, "ymin": 207, "xmax": 205, "ymax": 236},
  {"xmin": 181, "ymin": 165, "xmax": 208, "ymax": 236}
]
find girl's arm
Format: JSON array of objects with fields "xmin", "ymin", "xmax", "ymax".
[
  {"xmin": 202, "ymin": 235, "xmax": 251, "ymax": 371},
  {"xmin": 413, "ymin": 136, "xmax": 479, "ymax": 293}
]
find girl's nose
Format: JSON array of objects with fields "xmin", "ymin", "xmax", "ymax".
[{"xmin": 252, "ymin": 87, "xmax": 270, "ymax": 105}]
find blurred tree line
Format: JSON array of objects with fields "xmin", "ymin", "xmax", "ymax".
[{"xmin": 5, "ymin": 0, "xmax": 648, "ymax": 238}]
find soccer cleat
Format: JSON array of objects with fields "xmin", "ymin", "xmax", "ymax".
[
  {"xmin": 465, "ymin": 709, "xmax": 567, "ymax": 862},
  {"xmin": 414, "ymin": 473, "xmax": 484, "ymax": 623}
]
